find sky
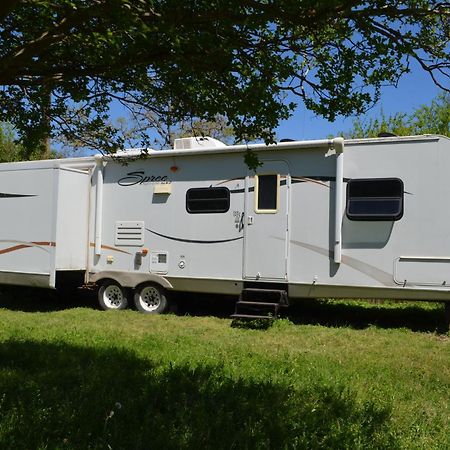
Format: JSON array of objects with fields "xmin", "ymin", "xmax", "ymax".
[
  {"xmin": 106, "ymin": 60, "xmax": 444, "ymax": 151},
  {"xmin": 275, "ymin": 61, "xmax": 443, "ymax": 141}
]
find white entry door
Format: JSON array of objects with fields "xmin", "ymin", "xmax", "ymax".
[{"xmin": 244, "ymin": 160, "xmax": 289, "ymax": 280}]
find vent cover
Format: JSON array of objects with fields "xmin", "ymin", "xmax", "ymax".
[
  {"xmin": 173, "ymin": 136, "xmax": 227, "ymax": 150},
  {"xmin": 115, "ymin": 221, "xmax": 144, "ymax": 246}
]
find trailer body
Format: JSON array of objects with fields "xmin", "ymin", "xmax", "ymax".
[{"xmin": 2, "ymin": 135, "xmax": 450, "ymax": 310}]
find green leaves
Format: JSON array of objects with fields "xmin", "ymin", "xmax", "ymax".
[
  {"xmin": 0, "ymin": 0, "xmax": 448, "ymax": 156},
  {"xmin": 341, "ymin": 92, "xmax": 450, "ymax": 138}
]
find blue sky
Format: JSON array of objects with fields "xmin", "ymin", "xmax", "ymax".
[
  {"xmin": 105, "ymin": 60, "xmax": 443, "ymax": 151},
  {"xmin": 275, "ymin": 61, "xmax": 443, "ymax": 140}
]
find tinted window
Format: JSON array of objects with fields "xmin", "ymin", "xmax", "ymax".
[
  {"xmin": 186, "ymin": 187, "xmax": 230, "ymax": 213},
  {"xmin": 346, "ymin": 178, "xmax": 403, "ymax": 221},
  {"xmin": 257, "ymin": 175, "xmax": 278, "ymax": 211}
]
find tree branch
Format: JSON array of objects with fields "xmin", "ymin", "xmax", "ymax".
[
  {"xmin": 0, "ymin": 2, "xmax": 107, "ymax": 74},
  {"xmin": 0, "ymin": 0, "xmax": 20, "ymax": 22}
]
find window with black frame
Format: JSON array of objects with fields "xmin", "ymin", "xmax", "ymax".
[
  {"xmin": 186, "ymin": 187, "xmax": 230, "ymax": 213},
  {"xmin": 346, "ymin": 178, "xmax": 404, "ymax": 221}
]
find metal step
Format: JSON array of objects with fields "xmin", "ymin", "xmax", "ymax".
[
  {"xmin": 232, "ymin": 288, "xmax": 289, "ymax": 320},
  {"xmin": 236, "ymin": 301, "xmax": 280, "ymax": 307},
  {"xmin": 240, "ymin": 288, "xmax": 289, "ymax": 305},
  {"xmin": 241, "ymin": 288, "xmax": 288, "ymax": 295},
  {"xmin": 230, "ymin": 313, "xmax": 276, "ymax": 320}
]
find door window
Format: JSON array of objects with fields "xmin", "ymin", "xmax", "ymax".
[{"xmin": 255, "ymin": 174, "xmax": 279, "ymax": 213}]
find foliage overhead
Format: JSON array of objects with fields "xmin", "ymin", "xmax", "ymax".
[
  {"xmin": 0, "ymin": 122, "xmax": 23, "ymax": 162},
  {"xmin": 341, "ymin": 92, "xmax": 450, "ymax": 138},
  {"xmin": 0, "ymin": 122, "xmax": 61, "ymax": 161},
  {"xmin": 168, "ymin": 115, "xmax": 237, "ymax": 146},
  {"xmin": 0, "ymin": 0, "xmax": 448, "ymax": 156}
]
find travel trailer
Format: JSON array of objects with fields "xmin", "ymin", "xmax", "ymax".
[{"xmin": 0, "ymin": 134, "xmax": 449, "ymax": 325}]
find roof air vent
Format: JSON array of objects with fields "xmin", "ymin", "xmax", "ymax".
[{"xmin": 173, "ymin": 136, "xmax": 227, "ymax": 150}]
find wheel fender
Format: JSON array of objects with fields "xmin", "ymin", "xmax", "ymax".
[{"xmin": 89, "ymin": 271, "xmax": 173, "ymax": 290}]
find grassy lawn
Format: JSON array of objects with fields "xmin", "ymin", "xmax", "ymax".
[{"xmin": 0, "ymin": 290, "xmax": 448, "ymax": 449}]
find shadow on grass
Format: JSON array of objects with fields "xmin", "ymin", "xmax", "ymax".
[
  {"xmin": 174, "ymin": 292, "xmax": 237, "ymax": 317},
  {"xmin": 0, "ymin": 287, "xmax": 235, "ymax": 315},
  {"xmin": 286, "ymin": 299, "xmax": 448, "ymax": 334},
  {"xmin": 0, "ymin": 340, "xmax": 398, "ymax": 450},
  {"xmin": 1, "ymin": 285, "xmax": 447, "ymax": 335},
  {"xmin": 0, "ymin": 285, "xmax": 97, "ymax": 312},
  {"xmin": 173, "ymin": 294, "xmax": 449, "ymax": 334}
]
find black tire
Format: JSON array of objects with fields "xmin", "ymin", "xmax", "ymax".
[
  {"xmin": 134, "ymin": 283, "xmax": 168, "ymax": 314},
  {"xmin": 98, "ymin": 280, "xmax": 129, "ymax": 310}
]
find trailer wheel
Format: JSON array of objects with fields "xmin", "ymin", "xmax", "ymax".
[
  {"xmin": 134, "ymin": 283, "xmax": 168, "ymax": 314},
  {"xmin": 98, "ymin": 280, "xmax": 129, "ymax": 310}
]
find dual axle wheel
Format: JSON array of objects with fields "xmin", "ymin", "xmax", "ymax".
[{"xmin": 98, "ymin": 280, "xmax": 168, "ymax": 314}]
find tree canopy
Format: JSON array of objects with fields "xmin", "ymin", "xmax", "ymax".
[
  {"xmin": 341, "ymin": 92, "xmax": 449, "ymax": 138},
  {"xmin": 0, "ymin": 122, "xmax": 23, "ymax": 162},
  {"xmin": 0, "ymin": 121, "xmax": 61, "ymax": 161},
  {"xmin": 0, "ymin": 0, "xmax": 448, "ymax": 156}
]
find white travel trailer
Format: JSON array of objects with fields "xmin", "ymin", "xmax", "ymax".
[{"xmin": 0, "ymin": 134, "xmax": 449, "ymax": 324}]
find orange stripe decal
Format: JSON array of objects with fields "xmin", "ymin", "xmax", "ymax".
[
  {"xmin": 32, "ymin": 241, "xmax": 56, "ymax": 247},
  {"xmin": 0, "ymin": 244, "xmax": 30, "ymax": 255},
  {"xmin": 0, "ymin": 241, "xmax": 56, "ymax": 255},
  {"xmin": 0, "ymin": 241, "xmax": 130, "ymax": 256}
]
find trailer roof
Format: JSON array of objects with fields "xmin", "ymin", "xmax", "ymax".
[
  {"xmin": 0, "ymin": 155, "xmax": 96, "ymax": 172},
  {"xmin": 106, "ymin": 134, "xmax": 445, "ymax": 160},
  {"xmin": 344, "ymin": 134, "xmax": 443, "ymax": 146},
  {"xmin": 0, "ymin": 135, "xmax": 445, "ymax": 171}
]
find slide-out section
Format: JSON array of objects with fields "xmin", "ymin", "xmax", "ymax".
[{"xmin": 0, "ymin": 164, "xmax": 90, "ymax": 288}]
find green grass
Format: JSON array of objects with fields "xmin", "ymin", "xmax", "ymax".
[{"xmin": 0, "ymin": 291, "xmax": 448, "ymax": 449}]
